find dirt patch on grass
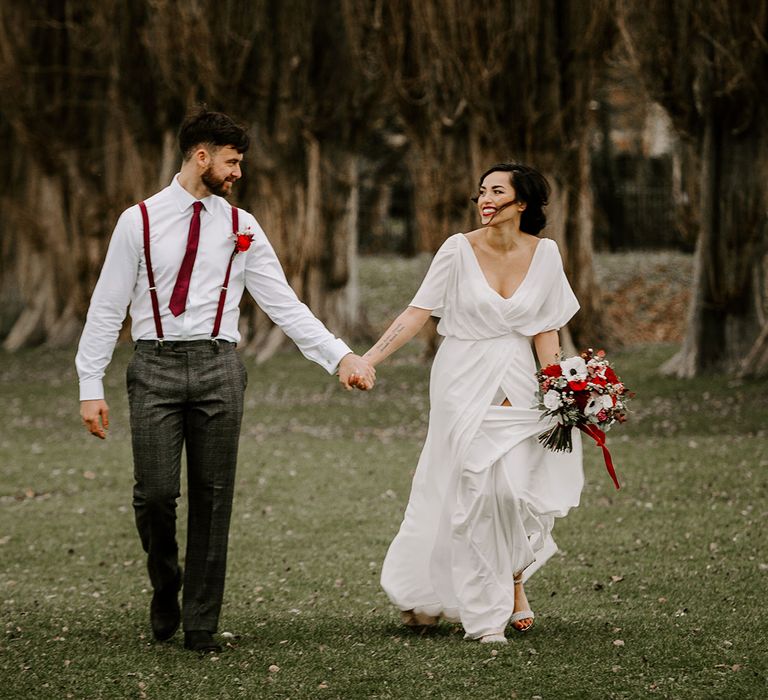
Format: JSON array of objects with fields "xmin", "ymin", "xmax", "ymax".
[{"xmin": 595, "ymin": 251, "xmax": 692, "ymax": 346}]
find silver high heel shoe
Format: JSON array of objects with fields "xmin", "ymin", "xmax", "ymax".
[{"xmin": 511, "ymin": 576, "xmax": 535, "ymax": 632}]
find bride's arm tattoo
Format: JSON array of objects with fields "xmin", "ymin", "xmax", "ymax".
[
  {"xmin": 363, "ymin": 307, "xmax": 431, "ymax": 364},
  {"xmin": 375, "ymin": 322, "xmax": 406, "ymax": 353}
]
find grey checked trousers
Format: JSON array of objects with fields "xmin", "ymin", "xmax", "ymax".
[{"xmin": 126, "ymin": 340, "xmax": 246, "ymax": 632}]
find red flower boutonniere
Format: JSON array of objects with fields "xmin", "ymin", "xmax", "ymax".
[{"xmin": 234, "ymin": 230, "xmax": 254, "ymax": 254}]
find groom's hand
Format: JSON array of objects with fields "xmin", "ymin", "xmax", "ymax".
[
  {"xmin": 338, "ymin": 354, "xmax": 375, "ymax": 391},
  {"xmin": 81, "ymin": 399, "xmax": 110, "ymax": 439}
]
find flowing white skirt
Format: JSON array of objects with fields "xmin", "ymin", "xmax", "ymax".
[{"xmin": 381, "ymin": 360, "xmax": 584, "ymax": 638}]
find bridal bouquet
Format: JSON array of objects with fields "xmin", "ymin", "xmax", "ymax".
[{"xmin": 535, "ymin": 349, "xmax": 630, "ymax": 488}]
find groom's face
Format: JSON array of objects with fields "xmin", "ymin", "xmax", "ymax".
[{"xmin": 201, "ymin": 145, "xmax": 243, "ymax": 197}]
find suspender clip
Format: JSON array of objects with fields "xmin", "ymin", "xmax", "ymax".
[{"xmin": 210, "ymin": 338, "xmax": 220, "ymax": 353}]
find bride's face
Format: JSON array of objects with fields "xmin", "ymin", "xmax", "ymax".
[{"xmin": 477, "ymin": 171, "xmax": 525, "ymax": 226}]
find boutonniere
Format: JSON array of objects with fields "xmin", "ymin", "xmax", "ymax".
[{"xmin": 233, "ymin": 228, "xmax": 254, "ymax": 254}]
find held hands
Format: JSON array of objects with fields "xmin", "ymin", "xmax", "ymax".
[
  {"xmin": 338, "ymin": 353, "xmax": 376, "ymax": 391},
  {"xmin": 81, "ymin": 399, "xmax": 110, "ymax": 439}
]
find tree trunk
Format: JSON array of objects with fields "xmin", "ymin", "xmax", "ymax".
[
  {"xmin": 237, "ymin": 137, "xmax": 362, "ymax": 358},
  {"xmin": 563, "ymin": 133, "xmax": 605, "ymax": 349},
  {"xmin": 408, "ymin": 143, "xmax": 475, "ymax": 253},
  {"xmin": 616, "ymin": 0, "xmax": 768, "ymax": 377},
  {"xmin": 663, "ymin": 89, "xmax": 768, "ymax": 376},
  {"xmin": 740, "ymin": 321, "xmax": 768, "ymax": 378},
  {"xmin": 545, "ymin": 148, "xmax": 604, "ymax": 353}
]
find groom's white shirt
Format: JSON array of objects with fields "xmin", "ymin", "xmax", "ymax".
[{"xmin": 75, "ymin": 175, "xmax": 352, "ymax": 400}]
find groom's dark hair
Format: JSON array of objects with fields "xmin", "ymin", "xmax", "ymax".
[{"xmin": 178, "ymin": 107, "xmax": 250, "ymax": 160}]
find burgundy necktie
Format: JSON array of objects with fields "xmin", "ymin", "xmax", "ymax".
[{"xmin": 169, "ymin": 201, "xmax": 203, "ymax": 317}]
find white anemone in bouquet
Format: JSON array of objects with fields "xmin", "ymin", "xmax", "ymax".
[
  {"xmin": 584, "ymin": 393, "xmax": 614, "ymax": 417},
  {"xmin": 560, "ymin": 356, "xmax": 588, "ymax": 381}
]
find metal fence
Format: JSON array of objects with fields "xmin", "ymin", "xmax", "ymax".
[{"xmin": 592, "ymin": 153, "xmax": 693, "ymax": 252}]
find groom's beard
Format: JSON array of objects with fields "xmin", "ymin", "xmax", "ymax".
[{"xmin": 202, "ymin": 167, "xmax": 235, "ymax": 197}]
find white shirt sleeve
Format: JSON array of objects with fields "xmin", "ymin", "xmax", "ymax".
[
  {"xmin": 75, "ymin": 209, "xmax": 140, "ymax": 400},
  {"xmin": 243, "ymin": 221, "xmax": 352, "ymax": 373},
  {"xmin": 408, "ymin": 234, "xmax": 460, "ymax": 317}
]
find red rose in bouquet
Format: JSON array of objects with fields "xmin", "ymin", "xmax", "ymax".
[{"xmin": 542, "ymin": 364, "xmax": 563, "ymax": 378}]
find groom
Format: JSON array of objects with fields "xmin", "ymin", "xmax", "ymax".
[{"xmin": 75, "ymin": 109, "xmax": 374, "ymax": 653}]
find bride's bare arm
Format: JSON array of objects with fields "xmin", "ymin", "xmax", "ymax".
[
  {"xmin": 363, "ymin": 306, "xmax": 433, "ymax": 368},
  {"xmin": 533, "ymin": 330, "xmax": 560, "ymax": 367}
]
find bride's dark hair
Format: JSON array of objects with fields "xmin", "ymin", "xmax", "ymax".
[{"xmin": 472, "ymin": 163, "xmax": 551, "ymax": 235}]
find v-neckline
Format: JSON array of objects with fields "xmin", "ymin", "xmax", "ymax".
[{"xmin": 460, "ymin": 233, "xmax": 544, "ymax": 301}]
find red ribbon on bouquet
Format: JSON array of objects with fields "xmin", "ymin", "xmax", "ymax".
[{"xmin": 578, "ymin": 423, "xmax": 621, "ymax": 490}]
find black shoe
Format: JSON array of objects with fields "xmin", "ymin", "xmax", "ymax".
[
  {"xmin": 150, "ymin": 572, "xmax": 182, "ymax": 641},
  {"xmin": 184, "ymin": 630, "xmax": 222, "ymax": 653}
]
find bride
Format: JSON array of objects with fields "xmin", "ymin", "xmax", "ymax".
[{"xmin": 358, "ymin": 163, "xmax": 583, "ymax": 644}]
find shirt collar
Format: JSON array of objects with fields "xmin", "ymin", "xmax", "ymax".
[{"xmin": 170, "ymin": 174, "xmax": 216, "ymax": 214}]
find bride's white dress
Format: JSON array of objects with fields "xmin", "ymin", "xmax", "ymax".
[{"xmin": 380, "ymin": 233, "xmax": 584, "ymax": 638}]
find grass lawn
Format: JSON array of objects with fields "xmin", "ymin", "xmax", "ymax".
[{"xmin": 1, "ymin": 254, "xmax": 767, "ymax": 698}]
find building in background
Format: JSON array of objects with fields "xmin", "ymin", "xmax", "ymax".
[{"xmin": 591, "ymin": 54, "xmax": 694, "ymax": 252}]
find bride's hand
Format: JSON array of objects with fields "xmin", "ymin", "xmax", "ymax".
[{"xmin": 338, "ymin": 354, "xmax": 376, "ymax": 391}]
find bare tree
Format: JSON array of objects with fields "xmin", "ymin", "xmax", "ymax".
[
  {"xmin": 0, "ymin": 2, "xmax": 157, "ymax": 349},
  {"xmin": 617, "ymin": 0, "xmax": 768, "ymax": 376},
  {"xmin": 0, "ymin": 1, "xmax": 373, "ymax": 354},
  {"xmin": 145, "ymin": 1, "xmax": 378, "ymax": 355},
  {"xmin": 344, "ymin": 0, "xmax": 615, "ymax": 349}
]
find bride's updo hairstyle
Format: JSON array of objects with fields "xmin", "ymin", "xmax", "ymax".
[{"xmin": 474, "ymin": 163, "xmax": 551, "ymax": 235}]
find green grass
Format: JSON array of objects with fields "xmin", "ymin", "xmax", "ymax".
[{"xmin": 1, "ymin": 253, "xmax": 767, "ymax": 698}]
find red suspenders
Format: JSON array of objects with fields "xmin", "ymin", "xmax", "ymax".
[
  {"xmin": 212, "ymin": 207, "xmax": 238, "ymax": 339},
  {"xmin": 138, "ymin": 201, "xmax": 164, "ymax": 340},
  {"xmin": 138, "ymin": 202, "xmax": 240, "ymax": 341}
]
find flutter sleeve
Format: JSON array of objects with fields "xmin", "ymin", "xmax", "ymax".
[
  {"xmin": 408, "ymin": 233, "xmax": 460, "ymax": 317},
  {"xmin": 519, "ymin": 239, "xmax": 580, "ymax": 335}
]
